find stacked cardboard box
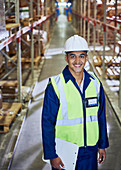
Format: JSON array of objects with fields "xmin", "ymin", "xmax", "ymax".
[
  {"xmin": 20, "ymin": 0, "xmax": 29, "ymax": 7},
  {"xmin": 0, "ymin": 81, "xmax": 18, "ymax": 100}
]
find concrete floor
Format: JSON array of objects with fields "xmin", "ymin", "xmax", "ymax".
[{"xmin": 8, "ymin": 14, "xmax": 121, "ymax": 170}]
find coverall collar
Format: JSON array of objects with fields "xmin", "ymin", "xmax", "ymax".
[{"xmin": 62, "ymin": 65, "xmax": 94, "ymax": 89}]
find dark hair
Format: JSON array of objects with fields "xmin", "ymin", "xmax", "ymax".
[
  {"xmin": 65, "ymin": 52, "xmax": 71, "ymax": 55},
  {"xmin": 65, "ymin": 51, "xmax": 88, "ymax": 56}
]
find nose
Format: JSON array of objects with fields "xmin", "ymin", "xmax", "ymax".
[{"xmin": 75, "ymin": 56, "xmax": 82, "ymax": 64}]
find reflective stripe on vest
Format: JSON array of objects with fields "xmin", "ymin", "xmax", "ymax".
[
  {"xmin": 56, "ymin": 115, "xmax": 98, "ymax": 126},
  {"xmin": 53, "ymin": 75, "xmax": 68, "ymax": 120},
  {"xmin": 88, "ymin": 71, "xmax": 100, "ymax": 100}
]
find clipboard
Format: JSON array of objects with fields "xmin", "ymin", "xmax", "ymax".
[{"xmin": 43, "ymin": 138, "xmax": 79, "ymax": 170}]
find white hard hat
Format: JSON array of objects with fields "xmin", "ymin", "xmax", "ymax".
[{"xmin": 64, "ymin": 35, "xmax": 89, "ymax": 52}]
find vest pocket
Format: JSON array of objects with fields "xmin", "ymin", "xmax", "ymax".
[{"xmin": 86, "ymin": 121, "xmax": 99, "ymax": 146}]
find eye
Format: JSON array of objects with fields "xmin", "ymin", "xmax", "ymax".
[
  {"xmin": 70, "ymin": 55, "xmax": 75, "ymax": 59},
  {"xmin": 79, "ymin": 55, "xmax": 85, "ymax": 58}
]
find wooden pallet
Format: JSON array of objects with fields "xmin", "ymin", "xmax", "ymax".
[
  {"xmin": 93, "ymin": 56, "xmax": 121, "ymax": 67},
  {"xmin": 8, "ymin": 55, "xmax": 17, "ymax": 67},
  {"xmin": 95, "ymin": 66, "xmax": 102, "ymax": 76},
  {"xmin": 6, "ymin": 23, "xmax": 20, "ymax": 36},
  {"xmin": 96, "ymin": 66, "xmax": 120, "ymax": 79},
  {"xmin": 0, "ymin": 102, "xmax": 22, "ymax": 133},
  {"xmin": 106, "ymin": 67, "xmax": 120, "ymax": 79},
  {"xmin": 93, "ymin": 56, "xmax": 102, "ymax": 66}
]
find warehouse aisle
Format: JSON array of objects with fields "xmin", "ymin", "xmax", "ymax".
[
  {"xmin": 10, "ymin": 14, "xmax": 121, "ymax": 170},
  {"xmin": 10, "ymin": 14, "xmax": 75, "ymax": 170}
]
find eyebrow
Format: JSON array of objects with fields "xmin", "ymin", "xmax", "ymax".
[
  {"xmin": 70, "ymin": 53, "xmax": 86, "ymax": 56},
  {"xmin": 70, "ymin": 54, "xmax": 76, "ymax": 56}
]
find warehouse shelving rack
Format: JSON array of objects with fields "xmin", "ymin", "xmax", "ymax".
[
  {"xmin": 72, "ymin": 0, "xmax": 121, "ymax": 108},
  {"xmin": 0, "ymin": 0, "xmax": 55, "ymax": 102}
]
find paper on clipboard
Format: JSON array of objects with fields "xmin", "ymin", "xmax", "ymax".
[{"xmin": 43, "ymin": 138, "xmax": 79, "ymax": 170}]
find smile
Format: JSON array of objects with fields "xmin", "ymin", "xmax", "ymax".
[{"xmin": 74, "ymin": 64, "xmax": 82, "ymax": 67}]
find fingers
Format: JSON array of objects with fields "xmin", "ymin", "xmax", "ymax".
[
  {"xmin": 50, "ymin": 157, "xmax": 65, "ymax": 169},
  {"xmin": 98, "ymin": 154, "xmax": 105, "ymax": 164},
  {"xmin": 60, "ymin": 159, "xmax": 65, "ymax": 169},
  {"xmin": 98, "ymin": 149, "xmax": 106, "ymax": 164}
]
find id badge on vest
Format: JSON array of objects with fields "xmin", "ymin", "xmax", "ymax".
[{"xmin": 86, "ymin": 97, "xmax": 98, "ymax": 107}]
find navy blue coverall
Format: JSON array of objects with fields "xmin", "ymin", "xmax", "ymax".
[{"xmin": 42, "ymin": 65, "xmax": 109, "ymax": 170}]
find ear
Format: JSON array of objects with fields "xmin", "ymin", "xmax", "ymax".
[
  {"xmin": 86, "ymin": 55, "xmax": 88, "ymax": 61},
  {"xmin": 65, "ymin": 55, "xmax": 68, "ymax": 63}
]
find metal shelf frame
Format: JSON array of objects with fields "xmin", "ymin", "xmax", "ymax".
[
  {"xmin": 0, "ymin": 0, "xmax": 55, "ymax": 102},
  {"xmin": 72, "ymin": 0, "xmax": 121, "ymax": 108}
]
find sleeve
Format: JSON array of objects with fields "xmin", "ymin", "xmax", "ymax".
[
  {"xmin": 42, "ymin": 79, "xmax": 59, "ymax": 159},
  {"xmin": 98, "ymin": 83, "xmax": 109, "ymax": 149}
]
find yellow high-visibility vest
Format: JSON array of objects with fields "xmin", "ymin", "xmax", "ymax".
[{"xmin": 51, "ymin": 72, "xmax": 100, "ymax": 147}]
